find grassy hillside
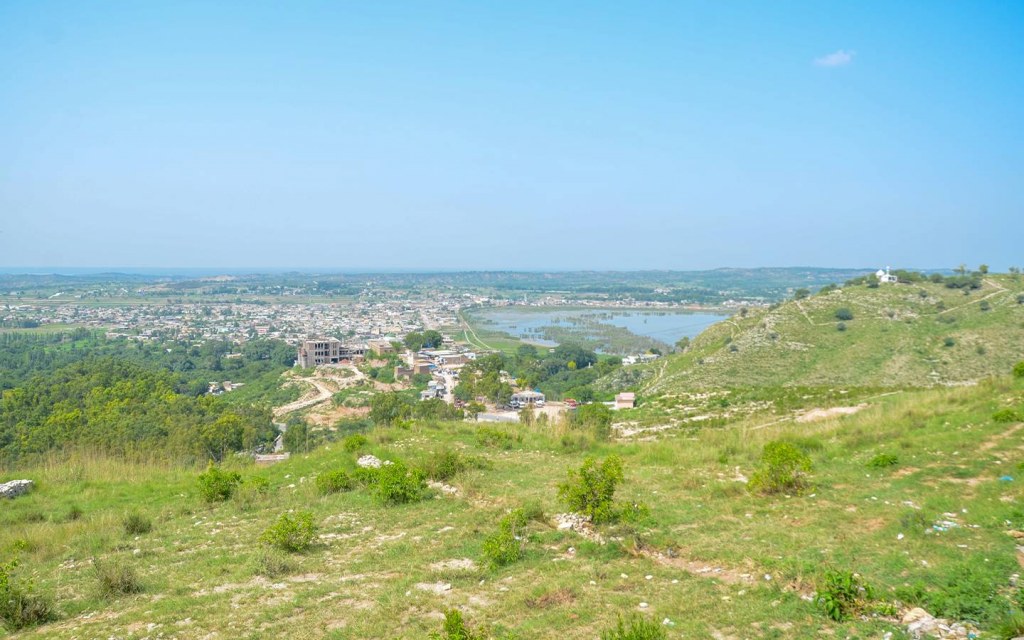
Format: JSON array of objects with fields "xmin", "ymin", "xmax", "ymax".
[
  {"xmin": 3, "ymin": 375, "xmax": 1024, "ymax": 638},
  {"xmin": 643, "ymin": 274, "xmax": 1024, "ymax": 394}
]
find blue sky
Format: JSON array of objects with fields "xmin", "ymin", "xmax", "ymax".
[{"xmin": 1, "ymin": 1, "xmax": 1021, "ymax": 271}]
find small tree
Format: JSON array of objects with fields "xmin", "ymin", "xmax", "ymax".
[
  {"xmin": 558, "ymin": 455, "xmax": 624, "ymax": 523},
  {"xmin": 834, "ymin": 308, "xmax": 854, "ymax": 321},
  {"xmin": 748, "ymin": 441, "xmax": 812, "ymax": 495},
  {"xmin": 794, "ymin": 288, "xmax": 811, "ymax": 300}
]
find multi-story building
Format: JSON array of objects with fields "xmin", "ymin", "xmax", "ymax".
[{"xmin": 296, "ymin": 338, "xmax": 365, "ymax": 368}]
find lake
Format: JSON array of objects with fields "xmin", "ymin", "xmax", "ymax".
[{"xmin": 472, "ymin": 307, "xmax": 729, "ymax": 348}]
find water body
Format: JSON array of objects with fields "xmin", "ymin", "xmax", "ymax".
[{"xmin": 473, "ymin": 307, "xmax": 729, "ymax": 347}]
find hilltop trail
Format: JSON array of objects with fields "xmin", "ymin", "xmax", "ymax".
[{"xmin": 272, "ymin": 366, "xmax": 368, "ymax": 419}]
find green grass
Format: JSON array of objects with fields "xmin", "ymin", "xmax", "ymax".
[{"xmin": 1, "ymin": 374, "xmax": 1023, "ymax": 637}]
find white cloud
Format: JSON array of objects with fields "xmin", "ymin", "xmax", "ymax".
[{"xmin": 814, "ymin": 49, "xmax": 855, "ymax": 67}]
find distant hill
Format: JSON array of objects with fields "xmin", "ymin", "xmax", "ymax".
[{"xmin": 642, "ymin": 274, "xmax": 1024, "ymax": 392}]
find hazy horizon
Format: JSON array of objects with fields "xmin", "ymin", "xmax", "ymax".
[{"xmin": 2, "ymin": 2, "xmax": 1021, "ymax": 270}]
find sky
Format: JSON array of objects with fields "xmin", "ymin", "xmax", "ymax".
[{"xmin": 1, "ymin": 1, "xmax": 1022, "ymax": 272}]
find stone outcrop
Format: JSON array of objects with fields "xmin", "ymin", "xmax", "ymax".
[{"xmin": 0, "ymin": 479, "xmax": 34, "ymax": 499}]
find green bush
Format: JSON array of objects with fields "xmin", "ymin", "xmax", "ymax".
[
  {"xmin": 943, "ymin": 337, "xmax": 956, "ymax": 348},
  {"xmin": 993, "ymin": 409, "xmax": 1021, "ymax": 424},
  {"xmin": 475, "ymin": 427, "xmax": 519, "ymax": 449},
  {"xmin": 315, "ymin": 470, "xmax": 355, "ymax": 496},
  {"xmin": 481, "ymin": 509, "xmax": 527, "ymax": 569},
  {"xmin": 570, "ymin": 403, "xmax": 614, "ymax": 440},
  {"xmin": 369, "ymin": 461, "xmax": 426, "ymax": 505},
  {"xmin": 1014, "ymin": 361, "xmax": 1024, "ymax": 379},
  {"xmin": 342, "ymin": 433, "xmax": 369, "ymax": 453},
  {"xmin": 0, "ymin": 560, "xmax": 56, "ymax": 632},
  {"xmin": 233, "ymin": 476, "xmax": 272, "ymax": 510},
  {"xmin": 122, "ymin": 512, "xmax": 152, "ymax": 536},
  {"xmin": 558, "ymin": 455, "xmax": 624, "ymax": 524},
  {"xmin": 429, "ymin": 609, "xmax": 484, "ymax": 640},
  {"xmin": 836, "ymin": 322, "xmax": 847, "ymax": 332},
  {"xmin": 866, "ymin": 453, "xmax": 899, "ymax": 469},
  {"xmin": 197, "ymin": 464, "xmax": 242, "ymax": 503},
  {"xmin": 260, "ymin": 512, "xmax": 318, "ymax": 552},
  {"xmin": 816, "ymin": 569, "xmax": 873, "ymax": 621},
  {"xmin": 93, "ymin": 559, "xmax": 143, "ymax": 597},
  {"xmin": 835, "ymin": 308, "xmax": 854, "ymax": 321},
  {"xmin": 748, "ymin": 441, "xmax": 812, "ymax": 495},
  {"xmin": 250, "ymin": 547, "xmax": 294, "ymax": 578},
  {"xmin": 600, "ymin": 615, "xmax": 666, "ymax": 640},
  {"xmin": 423, "ymin": 449, "xmax": 467, "ymax": 482}
]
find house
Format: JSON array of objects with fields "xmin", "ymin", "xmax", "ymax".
[
  {"xmin": 614, "ymin": 392, "xmax": 636, "ymax": 410},
  {"xmin": 510, "ymin": 390, "xmax": 546, "ymax": 409},
  {"xmin": 875, "ymin": 267, "xmax": 898, "ymax": 284}
]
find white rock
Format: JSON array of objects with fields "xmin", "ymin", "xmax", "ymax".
[
  {"xmin": 0, "ymin": 479, "xmax": 33, "ymax": 499},
  {"xmin": 357, "ymin": 455, "xmax": 383, "ymax": 469}
]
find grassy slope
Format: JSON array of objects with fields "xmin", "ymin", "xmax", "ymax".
[
  {"xmin": 3, "ymin": 376, "xmax": 1024, "ymax": 638},
  {"xmin": 645, "ymin": 275, "xmax": 1024, "ymax": 393}
]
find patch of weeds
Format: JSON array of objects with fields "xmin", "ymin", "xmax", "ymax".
[
  {"xmin": 992, "ymin": 610, "xmax": 1024, "ymax": 640},
  {"xmin": 0, "ymin": 560, "xmax": 57, "ymax": 631},
  {"xmin": 197, "ymin": 464, "xmax": 242, "ymax": 503},
  {"xmin": 899, "ymin": 510, "xmax": 929, "ymax": 532},
  {"xmin": 260, "ymin": 512, "xmax": 318, "ymax": 553},
  {"xmin": 600, "ymin": 614, "xmax": 666, "ymax": 640},
  {"xmin": 315, "ymin": 470, "xmax": 355, "ymax": 496},
  {"xmin": 233, "ymin": 476, "xmax": 271, "ymax": 510},
  {"xmin": 482, "ymin": 509, "xmax": 527, "ymax": 569},
  {"xmin": 122, "ymin": 512, "xmax": 152, "ymax": 536},
  {"xmin": 429, "ymin": 609, "xmax": 485, "ymax": 640},
  {"xmin": 558, "ymin": 455, "xmax": 624, "ymax": 524},
  {"xmin": 816, "ymin": 569, "xmax": 874, "ymax": 621},
  {"xmin": 250, "ymin": 547, "xmax": 294, "ymax": 578},
  {"xmin": 476, "ymin": 427, "xmax": 519, "ymax": 449},
  {"xmin": 897, "ymin": 562, "xmax": 1011, "ymax": 625},
  {"xmin": 64, "ymin": 505, "xmax": 84, "ymax": 522},
  {"xmin": 866, "ymin": 453, "xmax": 899, "ymax": 469},
  {"xmin": 423, "ymin": 448, "xmax": 467, "ymax": 482},
  {"xmin": 748, "ymin": 441, "xmax": 812, "ymax": 495},
  {"xmin": 93, "ymin": 559, "xmax": 143, "ymax": 597},
  {"xmin": 993, "ymin": 409, "xmax": 1020, "ymax": 424}
]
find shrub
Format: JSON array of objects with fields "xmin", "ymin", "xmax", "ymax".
[
  {"xmin": 748, "ymin": 441, "xmax": 812, "ymax": 495},
  {"xmin": 980, "ymin": 300, "xmax": 991, "ymax": 311},
  {"xmin": 816, "ymin": 569, "xmax": 874, "ymax": 622},
  {"xmin": 342, "ymin": 433, "xmax": 369, "ymax": 453},
  {"xmin": 482, "ymin": 509, "xmax": 527, "ymax": 569},
  {"xmin": 251, "ymin": 547, "xmax": 294, "ymax": 578},
  {"xmin": 315, "ymin": 470, "xmax": 355, "ymax": 496},
  {"xmin": 260, "ymin": 512, "xmax": 318, "ymax": 552},
  {"xmin": 570, "ymin": 404, "xmax": 614, "ymax": 441},
  {"xmin": 371, "ymin": 461, "xmax": 426, "ymax": 505},
  {"xmin": 866, "ymin": 453, "xmax": 899, "ymax": 469},
  {"xmin": 1014, "ymin": 361, "xmax": 1024, "ymax": 379},
  {"xmin": 943, "ymin": 337, "xmax": 956, "ymax": 348},
  {"xmin": 836, "ymin": 322, "xmax": 847, "ymax": 332},
  {"xmin": 558, "ymin": 455, "xmax": 624, "ymax": 524},
  {"xmin": 93, "ymin": 559, "xmax": 143, "ymax": 597},
  {"xmin": 429, "ymin": 609, "xmax": 484, "ymax": 640},
  {"xmin": 600, "ymin": 615, "xmax": 666, "ymax": 640},
  {"xmin": 122, "ymin": 512, "xmax": 152, "ymax": 536},
  {"xmin": 197, "ymin": 464, "xmax": 242, "ymax": 503},
  {"xmin": 835, "ymin": 308, "xmax": 854, "ymax": 321},
  {"xmin": 475, "ymin": 427, "xmax": 519, "ymax": 449},
  {"xmin": 993, "ymin": 409, "xmax": 1021, "ymax": 424},
  {"xmin": 0, "ymin": 560, "xmax": 56, "ymax": 631},
  {"xmin": 233, "ymin": 476, "xmax": 272, "ymax": 510},
  {"xmin": 423, "ymin": 449, "xmax": 467, "ymax": 482}
]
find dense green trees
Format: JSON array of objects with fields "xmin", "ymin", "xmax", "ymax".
[
  {"xmin": 0, "ymin": 358, "xmax": 274, "ymax": 464},
  {"xmin": 403, "ymin": 330, "xmax": 444, "ymax": 351}
]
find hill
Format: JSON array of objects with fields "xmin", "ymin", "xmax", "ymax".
[
  {"xmin": 641, "ymin": 274, "xmax": 1024, "ymax": 394},
  {"xmin": 2, "ymin": 374, "xmax": 1024, "ymax": 638}
]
